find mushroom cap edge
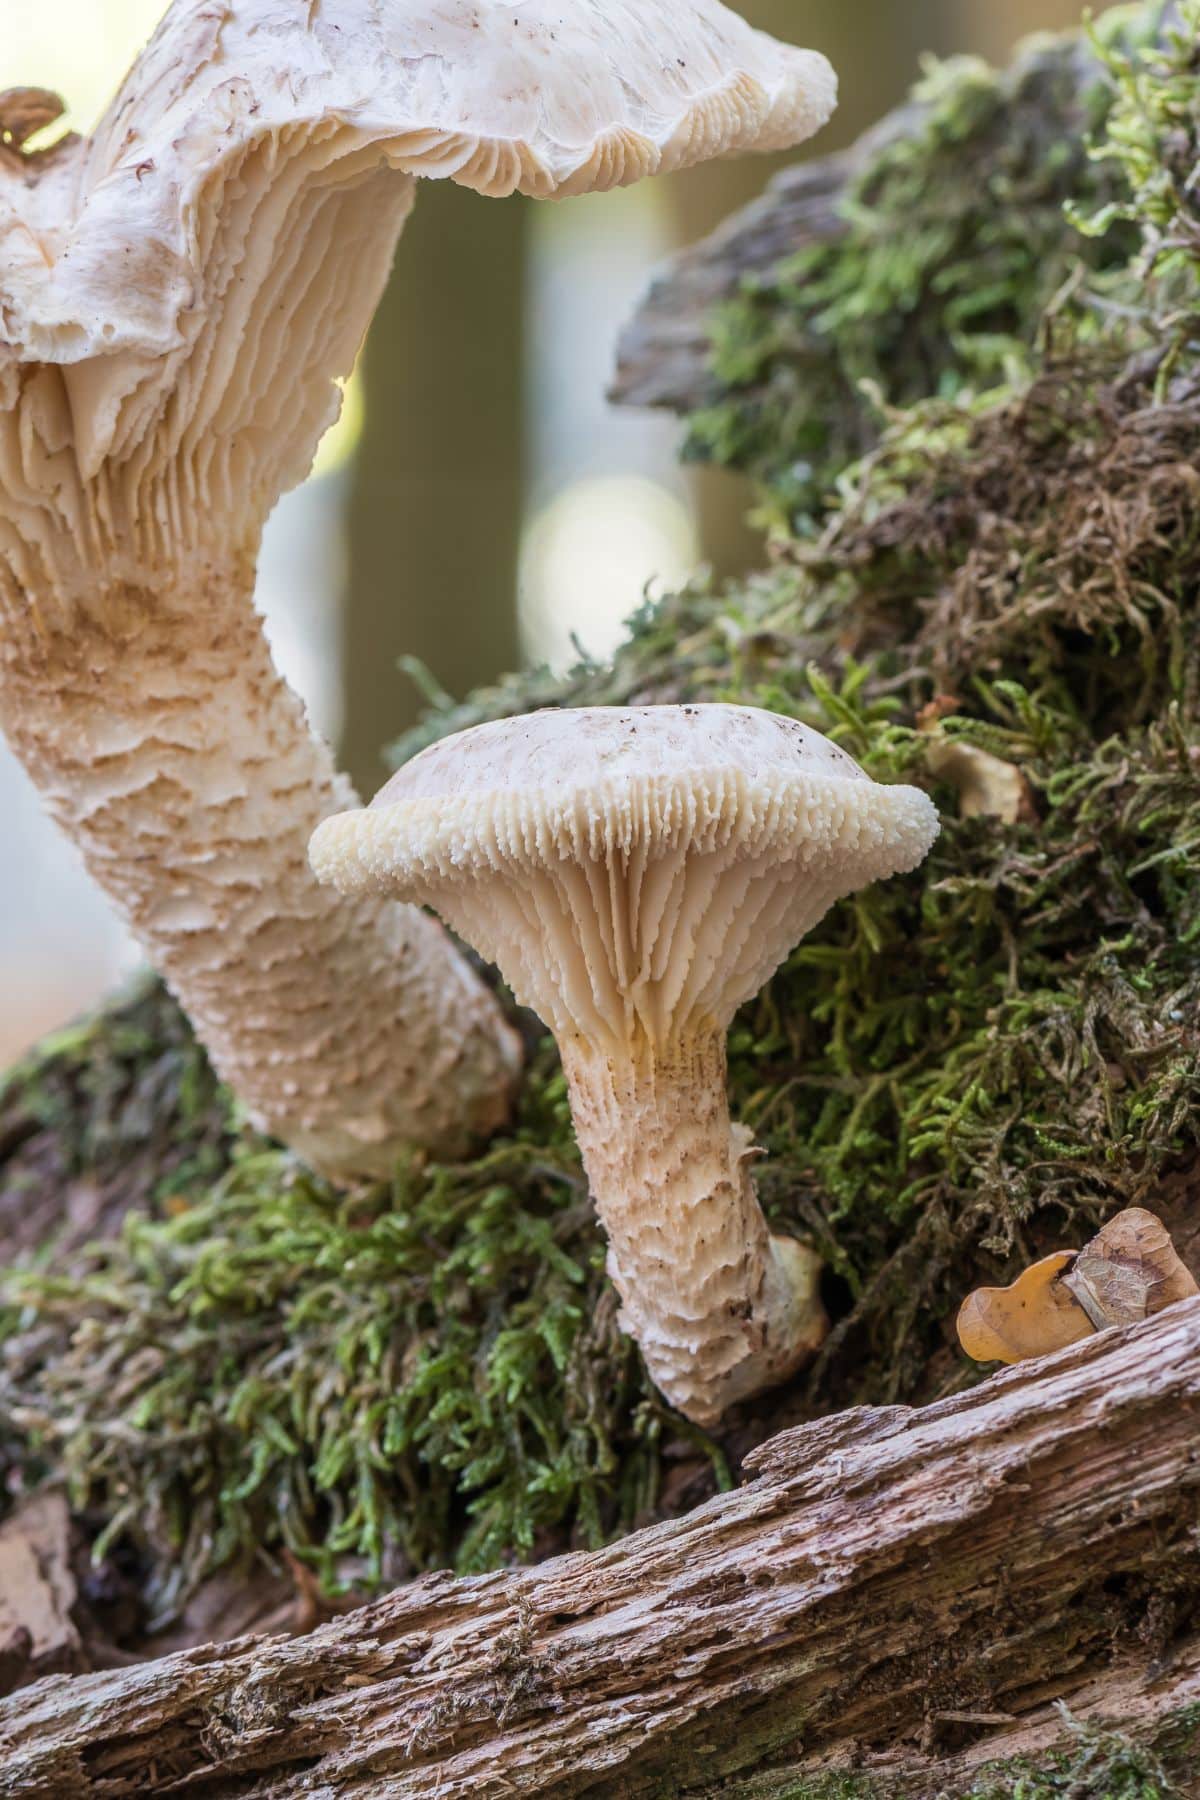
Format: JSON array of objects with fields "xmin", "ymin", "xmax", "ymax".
[{"xmin": 309, "ymin": 705, "xmax": 940, "ymax": 901}]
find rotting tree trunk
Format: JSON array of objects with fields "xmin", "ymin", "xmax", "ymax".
[{"xmin": 3, "ymin": 1302, "xmax": 1199, "ymax": 1799}]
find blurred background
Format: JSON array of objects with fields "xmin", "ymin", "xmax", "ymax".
[{"xmin": 1, "ymin": 0, "xmax": 1112, "ymax": 1062}]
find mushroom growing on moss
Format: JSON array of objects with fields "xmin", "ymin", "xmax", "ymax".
[
  {"xmin": 0, "ymin": 3, "xmax": 836, "ymax": 1177},
  {"xmin": 311, "ymin": 704, "xmax": 938, "ymax": 1423}
]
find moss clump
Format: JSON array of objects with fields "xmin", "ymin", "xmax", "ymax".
[
  {"xmin": 683, "ymin": 9, "xmax": 1162, "ymax": 531},
  {"xmin": 2, "ymin": 2, "xmax": 1200, "ymax": 1623},
  {"xmin": 3, "ymin": 1127, "xmax": 678, "ymax": 1623},
  {"xmin": 0, "ymin": 975, "xmax": 233, "ymax": 1255}
]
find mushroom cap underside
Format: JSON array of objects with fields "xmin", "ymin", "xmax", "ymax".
[
  {"xmin": 1, "ymin": 0, "xmax": 835, "ymax": 369},
  {"xmin": 310, "ymin": 707, "xmax": 938, "ymax": 1046}
]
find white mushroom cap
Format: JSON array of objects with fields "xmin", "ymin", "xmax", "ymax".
[
  {"xmin": 1, "ymin": 0, "xmax": 836, "ymax": 380},
  {"xmin": 311, "ymin": 704, "xmax": 939, "ymax": 1047}
]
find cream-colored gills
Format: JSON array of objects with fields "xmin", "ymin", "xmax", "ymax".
[{"xmin": 312, "ymin": 705, "xmax": 939, "ymax": 1419}]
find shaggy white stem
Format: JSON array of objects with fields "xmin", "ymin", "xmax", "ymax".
[
  {"xmin": 561, "ymin": 1032, "xmax": 826, "ymax": 1426},
  {"xmin": 0, "ymin": 548, "xmax": 520, "ymax": 1176}
]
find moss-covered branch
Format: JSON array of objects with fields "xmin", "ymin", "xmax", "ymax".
[
  {"xmin": 2, "ymin": 1, "xmax": 1199, "ymax": 1677},
  {"xmin": 622, "ymin": 11, "xmax": 1168, "ymax": 524}
]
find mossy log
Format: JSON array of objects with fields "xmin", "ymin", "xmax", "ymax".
[
  {"xmin": 609, "ymin": 139, "xmax": 857, "ymax": 416},
  {"xmin": 3, "ymin": 8, "xmax": 1200, "ymax": 1791},
  {"xmin": 3, "ymin": 1304, "xmax": 1199, "ymax": 1798},
  {"xmin": 610, "ymin": 17, "xmax": 1152, "ymax": 524}
]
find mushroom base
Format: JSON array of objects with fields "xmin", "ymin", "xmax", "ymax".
[{"xmin": 560, "ymin": 1031, "xmax": 828, "ymax": 1426}]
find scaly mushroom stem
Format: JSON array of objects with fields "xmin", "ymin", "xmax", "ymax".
[
  {"xmin": 311, "ymin": 705, "xmax": 938, "ymax": 1419},
  {"xmin": 0, "ymin": 118, "xmax": 523, "ymax": 1177},
  {"xmin": 0, "ymin": 542, "xmax": 519, "ymax": 1175},
  {"xmin": 562, "ymin": 1031, "xmax": 825, "ymax": 1425}
]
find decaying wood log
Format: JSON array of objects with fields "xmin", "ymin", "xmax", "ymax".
[
  {"xmin": 608, "ymin": 28, "xmax": 1112, "ymax": 419},
  {"xmin": 2, "ymin": 1300, "xmax": 1198, "ymax": 1798}
]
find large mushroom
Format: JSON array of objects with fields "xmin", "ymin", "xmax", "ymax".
[
  {"xmin": 0, "ymin": 4, "xmax": 836, "ymax": 1177},
  {"xmin": 311, "ymin": 704, "xmax": 939, "ymax": 1423}
]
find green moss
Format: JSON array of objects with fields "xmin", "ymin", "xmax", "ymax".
[
  {"xmin": 0, "ymin": 974, "xmax": 232, "ymax": 1227},
  {"xmin": 1077, "ymin": 1, "xmax": 1200, "ymax": 270},
  {"xmin": 4, "ymin": 1126, "xmax": 675, "ymax": 1623},
  {"xmin": 684, "ymin": 10, "xmax": 1163, "ymax": 531},
  {"xmin": 2, "ymin": 0, "xmax": 1199, "ymax": 1628},
  {"xmin": 964, "ymin": 1708, "xmax": 1200, "ymax": 1797}
]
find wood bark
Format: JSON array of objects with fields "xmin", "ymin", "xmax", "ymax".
[{"xmin": 3, "ymin": 1300, "xmax": 1198, "ymax": 1798}]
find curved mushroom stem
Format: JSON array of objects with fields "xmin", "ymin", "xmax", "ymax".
[
  {"xmin": 0, "ymin": 545, "xmax": 520, "ymax": 1176},
  {"xmin": 0, "ymin": 116, "xmax": 524, "ymax": 1178},
  {"xmin": 561, "ymin": 1031, "xmax": 827, "ymax": 1426}
]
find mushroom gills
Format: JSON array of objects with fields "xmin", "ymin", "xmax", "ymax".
[{"xmin": 310, "ymin": 704, "xmax": 939, "ymax": 1422}]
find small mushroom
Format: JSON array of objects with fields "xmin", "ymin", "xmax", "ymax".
[
  {"xmin": 311, "ymin": 704, "xmax": 939, "ymax": 1424},
  {"xmin": 0, "ymin": 1, "xmax": 836, "ymax": 1177},
  {"xmin": 958, "ymin": 1208, "xmax": 1199, "ymax": 1365}
]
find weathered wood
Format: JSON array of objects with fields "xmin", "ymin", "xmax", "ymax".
[
  {"xmin": 609, "ymin": 97, "xmax": 929, "ymax": 419},
  {"xmin": 0, "ymin": 1496, "xmax": 80, "ymax": 1693},
  {"xmin": 609, "ymin": 146, "xmax": 855, "ymax": 416},
  {"xmin": 2, "ymin": 1301, "xmax": 1198, "ymax": 1798}
]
